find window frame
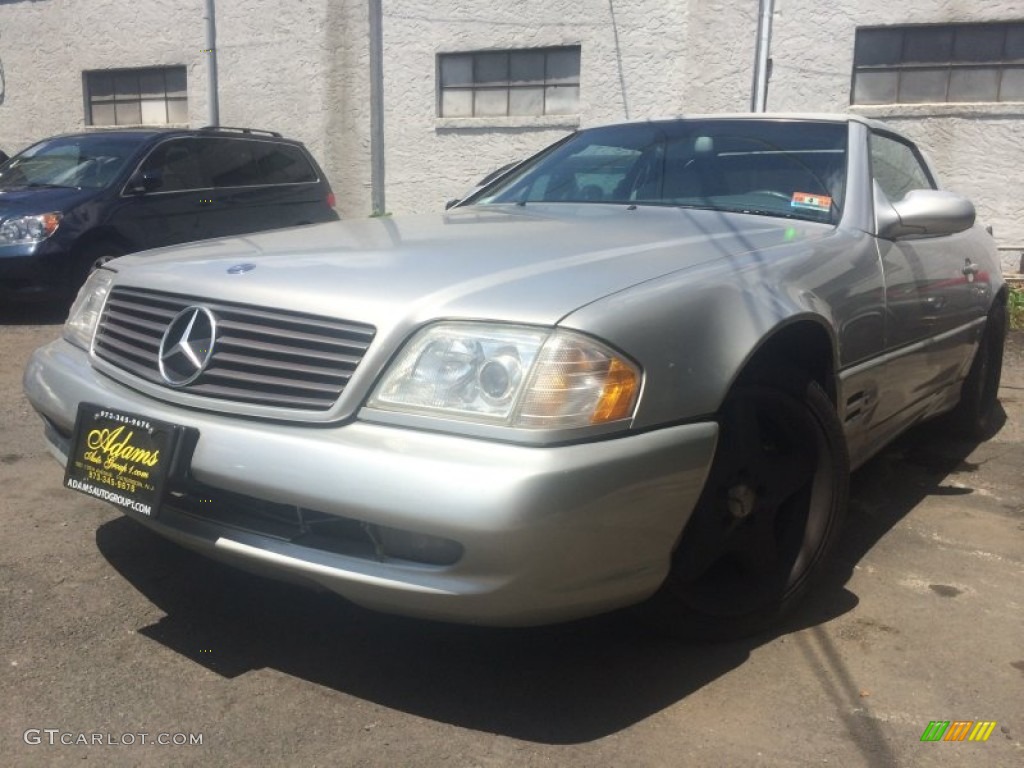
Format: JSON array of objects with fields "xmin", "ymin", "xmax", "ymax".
[
  {"xmin": 437, "ymin": 46, "xmax": 581, "ymax": 118},
  {"xmin": 851, "ymin": 21, "xmax": 1024, "ymax": 105},
  {"xmin": 84, "ymin": 66, "xmax": 188, "ymax": 127}
]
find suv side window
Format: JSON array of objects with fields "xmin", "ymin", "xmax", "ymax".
[
  {"xmin": 139, "ymin": 139, "xmax": 205, "ymax": 192},
  {"xmin": 254, "ymin": 142, "xmax": 317, "ymax": 184},
  {"xmin": 870, "ymin": 132, "xmax": 935, "ymax": 202},
  {"xmin": 195, "ymin": 138, "xmax": 317, "ymax": 188},
  {"xmin": 200, "ymin": 138, "xmax": 261, "ymax": 188}
]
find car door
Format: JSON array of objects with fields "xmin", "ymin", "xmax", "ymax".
[
  {"xmin": 112, "ymin": 138, "xmax": 205, "ymax": 250},
  {"xmin": 871, "ymin": 130, "xmax": 986, "ymax": 439}
]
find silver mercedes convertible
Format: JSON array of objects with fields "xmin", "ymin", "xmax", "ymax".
[{"xmin": 23, "ymin": 115, "xmax": 1007, "ymax": 640}]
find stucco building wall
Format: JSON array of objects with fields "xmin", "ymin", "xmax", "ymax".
[
  {"xmin": 377, "ymin": 0, "xmax": 693, "ymax": 214},
  {"xmin": 0, "ymin": 0, "xmax": 207, "ymax": 150},
  {"xmin": 0, "ymin": 0, "xmax": 1021, "ymax": 258},
  {"xmin": 769, "ymin": 0, "xmax": 1024, "ymax": 251}
]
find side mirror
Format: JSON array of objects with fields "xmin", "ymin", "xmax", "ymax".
[
  {"xmin": 876, "ymin": 188, "xmax": 975, "ymax": 240},
  {"xmin": 126, "ymin": 170, "xmax": 163, "ymax": 195}
]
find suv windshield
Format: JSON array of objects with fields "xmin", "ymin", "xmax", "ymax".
[
  {"xmin": 0, "ymin": 135, "xmax": 143, "ymax": 190},
  {"xmin": 474, "ymin": 119, "xmax": 848, "ymax": 224}
]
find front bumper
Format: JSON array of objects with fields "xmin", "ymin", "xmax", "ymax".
[
  {"xmin": 24, "ymin": 338, "xmax": 718, "ymax": 626},
  {"xmin": 0, "ymin": 241, "xmax": 70, "ymax": 300}
]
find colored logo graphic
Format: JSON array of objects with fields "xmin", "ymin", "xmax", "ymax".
[{"xmin": 920, "ymin": 720, "xmax": 997, "ymax": 742}]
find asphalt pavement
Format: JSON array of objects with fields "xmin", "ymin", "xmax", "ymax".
[{"xmin": 1, "ymin": 304, "xmax": 1022, "ymax": 767}]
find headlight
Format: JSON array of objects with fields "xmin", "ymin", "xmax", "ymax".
[
  {"xmin": 63, "ymin": 269, "xmax": 115, "ymax": 350},
  {"xmin": 0, "ymin": 212, "xmax": 62, "ymax": 245},
  {"xmin": 368, "ymin": 322, "xmax": 641, "ymax": 429}
]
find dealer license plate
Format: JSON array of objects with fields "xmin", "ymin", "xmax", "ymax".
[{"xmin": 63, "ymin": 404, "xmax": 184, "ymax": 517}]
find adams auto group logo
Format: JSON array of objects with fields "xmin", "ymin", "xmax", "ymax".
[{"xmin": 920, "ymin": 720, "xmax": 997, "ymax": 742}]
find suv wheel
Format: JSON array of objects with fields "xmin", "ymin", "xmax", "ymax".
[{"xmin": 69, "ymin": 241, "xmax": 125, "ymax": 295}]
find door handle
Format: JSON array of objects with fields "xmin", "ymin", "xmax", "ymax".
[{"xmin": 962, "ymin": 260, "xmax": 979, "ymax": 282}]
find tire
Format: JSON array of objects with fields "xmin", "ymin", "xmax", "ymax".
[
  {"xmin": 68, "ymin": 240, "xmax": 125, "ymax": 296},
  {"xmin": 947, "ymin": 304, "xmax": 1007, "ymax": 439},
  {"xmin": 645, "ymin": 374, "xmax": 849, "ymax": 642}
]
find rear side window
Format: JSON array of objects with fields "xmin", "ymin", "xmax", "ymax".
[
  {"xmin": 198, "ymin": 138, "xmax": 317, "ymax": 188},
  {"xmin": 255, "ymin": 143, "xmax": 318, "ymax": 184},
  {"xmin": 200, "ymin": 138, "xmax": 260, "ymax": 187},
  {"xmin": 870, "ymin": 132, "xmax": 935, "ymax": 202}
]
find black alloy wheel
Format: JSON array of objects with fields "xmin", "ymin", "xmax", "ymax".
[{"xmin": 649, "ymin": 375, "xmax": 848, "ymax": 642}]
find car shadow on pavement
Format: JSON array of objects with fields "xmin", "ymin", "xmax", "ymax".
[
  {"xmin": 93, "ymin": 415, "xmax": 994, "ymax": 746},
  {"xmin": 93, "ymin": 521, "xmax": 856, "ymax": 745}
]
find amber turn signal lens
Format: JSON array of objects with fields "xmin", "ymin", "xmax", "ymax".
[
  {"xmin": 41, "ymin": 213, "xmax": 62, "ymax": 238},
  {"xmin": 591, "ymin": 358, "xmax": 639, "ymax": 423}
]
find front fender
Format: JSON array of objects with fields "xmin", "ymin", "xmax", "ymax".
[{"xmin": 558, "ymin": 231, "xmax": 882, "ymax": 429}]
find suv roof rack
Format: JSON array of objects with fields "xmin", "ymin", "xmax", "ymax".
[{"xmin": 197, "ymin": 126, "xmax": 283, "ymax": 138}]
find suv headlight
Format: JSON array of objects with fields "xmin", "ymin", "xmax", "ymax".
[
  {"xmin": 368, "ymin": 322, "xmax": 641, "ymax": 429},
  {"xmin": 0, "ymin": 212, "xmax": 62, "ymax": 245},
  {"xmin": 63, "ymin": 269, "xmax": 115, "ymax": 350}
]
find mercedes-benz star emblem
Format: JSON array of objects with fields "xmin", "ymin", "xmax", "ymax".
[
  {"xmin": 227, "ymin": 263, "xmax": 256, "ymax": 274},
  {"xmin": 158, "ymin": 306, "xmax": 217, "ymax": 386}
]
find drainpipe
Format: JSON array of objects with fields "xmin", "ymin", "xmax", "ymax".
[
  {"xmin": 368, "ymin": 0, "xmax": 385, "ymax": 215},
  {"xmin": 203, "ymin": 0, "xmax": 220, "ymax": 126},
  {"xmin": 751, "ymin": 0, "xmax": 774, "ymax": 112}
]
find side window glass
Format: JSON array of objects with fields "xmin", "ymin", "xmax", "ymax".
[
  {"xmin": 254, "ymin": 143, "xmax": 317, "ymax": 184},
  {"xmin": 870, "ymin": 132, "xmax": 935, "ymax": 202},
  {"xmin": 140, "ymin": 139, "xmax": 204, "ymax": 192},
  {"xmin": 201, "ymin": 138, "xmax": 261, "ymax": 187}
]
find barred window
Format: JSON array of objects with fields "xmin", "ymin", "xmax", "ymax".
[
  {"xmin": 852, "ymin": 22, "xmax": 1024, "ymax": 105},
  {"xmin": 85, "ymin": 67, "xmax": 188, "ymax": 126},
  {"xmin": 438, "ymin": 47, "xmax": 580, "ymax": 117}
]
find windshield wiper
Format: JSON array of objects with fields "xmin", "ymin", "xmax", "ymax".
[
  {"xmin": 24, "ymin": 182, "xmax": 81, "ymax": 190},
  {"xmin": 673, "ymin": 203, "xmax": 721, "ymax": 213},
  {"xmin": 695, "ymin": 203, "xmax": 812, "ymax": 221}
]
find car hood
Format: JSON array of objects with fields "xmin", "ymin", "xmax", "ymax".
[
  {"xmin": 111, "ymin": 203, "xmax": 834, "ymax": 329},
  {"xmin": 0, "ymin": 186, "xmax": 96, "ymax": 214}
]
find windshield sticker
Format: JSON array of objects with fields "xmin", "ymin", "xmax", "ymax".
[{"xmin": 791, "ymin": 192, "xmax": 832, "ymax": 212}]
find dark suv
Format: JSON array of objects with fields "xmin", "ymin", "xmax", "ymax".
[{"xmin": 0, "ymin": 127, "xmax": 337, "ymax": 301}]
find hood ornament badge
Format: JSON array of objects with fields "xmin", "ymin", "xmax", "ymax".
[
  {"xmin": 158, "ymin": 306, "xmax": 217, "ymax": 386},
  {"xmin": 227, "ymin": 263, "xmax": 256, "ymax": 274}
]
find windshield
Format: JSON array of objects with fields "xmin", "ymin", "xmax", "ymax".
[
  {"xmin": 474, "ymin": 119, "xmax": 848, "ymax": 224},
  {"xmin": 0, "ymin": 136, "xmax": 143, "ymax": 190}
]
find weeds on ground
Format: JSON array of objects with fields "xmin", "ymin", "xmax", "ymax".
[{"xmin": 1010, "ymin": 284, "xmax": 1024, "ymax": 331}]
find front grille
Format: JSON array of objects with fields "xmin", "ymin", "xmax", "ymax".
[{"xmin": 94, "ymin": 286, "xmax": 376, "ymax": 411}]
